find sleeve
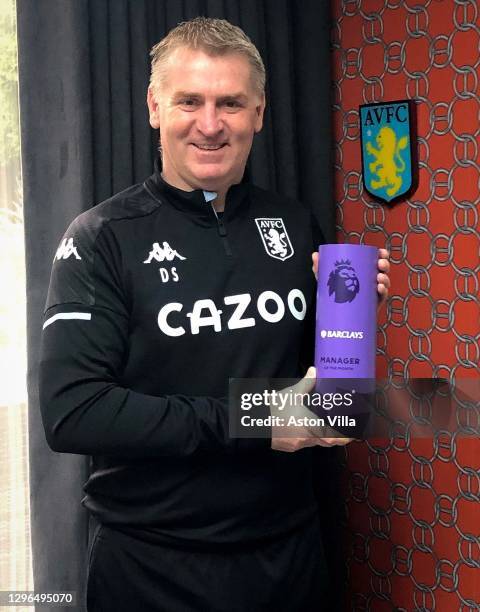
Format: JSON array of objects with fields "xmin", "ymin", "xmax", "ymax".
[{"xmin": 39, "ymin": 213, "xmax": 270, "ymax": 458}]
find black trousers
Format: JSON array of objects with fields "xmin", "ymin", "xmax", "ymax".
[{"xmin": 86, "ymin": 519, "xmax": 328, "ymax": 612}]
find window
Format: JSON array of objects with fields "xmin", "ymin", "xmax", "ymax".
[{"xmin": 0, "ymin": 0, "xmax": 33, "ymax": 608}]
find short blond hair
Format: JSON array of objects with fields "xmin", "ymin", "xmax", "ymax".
[{"xmin": 149, "ymin": 17, "xmax": 266, "ymax": 96}]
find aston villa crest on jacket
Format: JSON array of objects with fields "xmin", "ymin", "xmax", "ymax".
[
  {"xmin": 359, "ymin": 100, "xmax": 415, "ymax": 203},
  {"xmin": 255, "ymin": 218, "xmax": 294, "ymax": 261}
]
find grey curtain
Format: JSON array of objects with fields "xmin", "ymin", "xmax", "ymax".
[{"xmin": 18, "ymin": 1, "xmax": 333, "ymax": 610}]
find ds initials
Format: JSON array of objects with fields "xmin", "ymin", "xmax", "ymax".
[{"xmin": 160, "ymin": 267, "xmax": 179, "ymax": 283}]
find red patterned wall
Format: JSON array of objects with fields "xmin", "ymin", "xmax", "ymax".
[{"xmin": 331, "ymin": 0, "xmax": 479, "ymax": 609}]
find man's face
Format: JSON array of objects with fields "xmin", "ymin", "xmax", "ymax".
[{"xmin": 147, "ymin": 46, "xmax": 265, "ymax": 193}]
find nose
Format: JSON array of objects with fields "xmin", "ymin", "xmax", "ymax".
[{"xmin": 196, "ymin": 102, "xmax": 223, "ymax": 137}]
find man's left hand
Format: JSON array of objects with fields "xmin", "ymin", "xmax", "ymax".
[{"xmin": 311, "ymin": 247, "xmax": 391, "ymax": 306}]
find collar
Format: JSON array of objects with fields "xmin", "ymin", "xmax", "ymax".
[{"xmin": 144, "ymin": 159, "xmax": 250, "ymax": 226}]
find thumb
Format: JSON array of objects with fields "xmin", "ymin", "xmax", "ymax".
[{"xmin": 294, "ymin": 367, "xmax": 317, "ymax": 395}]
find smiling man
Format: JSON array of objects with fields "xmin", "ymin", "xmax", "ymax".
[
  {"xmin": 39, "ymin": 17, "xmax": 390, "ymax": 612},
  {"xmin": 147, "ymin": 45, "xmax": 265, "ymax": 205}
]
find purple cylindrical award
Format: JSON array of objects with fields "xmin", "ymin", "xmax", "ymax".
[{"xmin": 315, "ymin": 244, "xmax": 378, "ymax": 379}]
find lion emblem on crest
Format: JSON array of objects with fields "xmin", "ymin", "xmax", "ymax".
[
  {"xmin": 366, "ymin": 127, "xmax": 408, "ymax": 198},
  {"xmin": 328, "ymin": 259, "xmax": 360, "ymax": 303},
  {"xmin": 265, "ymin": 228, "xmax": 288, "ymax": 258}
]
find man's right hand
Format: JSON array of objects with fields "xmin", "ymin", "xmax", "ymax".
[{"xmin": 270, "ymin": 367, "xmax": 354, "ymax": 453}]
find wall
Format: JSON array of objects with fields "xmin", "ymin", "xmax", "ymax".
[{"xmin": 331, "ymin": 0, "xmax": 479, "ymax": 609}]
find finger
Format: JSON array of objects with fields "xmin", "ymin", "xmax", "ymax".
[
  {"xmin": 377, "ymin": 272, "xmax": 390, "ymax": 288},
  {"xmin": 377, "ymin": 258, "xmax": 390, "ymax": 274},
  {"xmin": 311, "ymin": 252, "xmax": 319, "ymax": 279},
  {"xmin": 272, "ymin": 437, "xmax": 319, "ymax": 452},
  {"xmin": 333, "ymin": 438, "xmax": 354, "ymax": 446},
  {"xmin": 300, "ymin": 437, "xmax": 321, "ymax": 448},
  {"xmin": 314, "ymin": 438, "xmax": 336, "ymax": 447},
  {"xmin": 378, "ymin": 248, "xmax": 389, "ymax": 260},
  {"xmin": 377, "ymin": 285, "xmax": 389, "ymax": 304},
  {"xmin": 317, "ymin": 437, "xmax": 353, "ymax": 447},
  {"xmin": 377, "ymin": 284, "xmax": 388, "ymax": 298},
  {"xmin": 293, "ymin": 368, "xmax": 316, "ymax": 395}
]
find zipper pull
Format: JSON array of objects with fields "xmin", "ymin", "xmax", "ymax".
[
  {"xmin": 214, "ymin": 213, "xmax": 232, "ymax": 256},
  {"xmin": 204, "ymin": 191, "xmax": 232, "ymax": 255},
  {"xmin": 217, "ymin": 218, "xmax": 227, "ymax": 237}
]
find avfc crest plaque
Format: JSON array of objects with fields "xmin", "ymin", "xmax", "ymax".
[{"xmin": 359, "ymin": 100, "xmax": 417, "ymax": 203}]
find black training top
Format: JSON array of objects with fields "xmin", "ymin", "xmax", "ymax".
[{"xmin": 39, "ymin": 168, "xmax": 323, "ymax": 547}]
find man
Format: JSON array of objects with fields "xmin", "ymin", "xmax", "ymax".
[{"xmin": 39, "ymin": 17, "xmax": 390, "ymax": 611}]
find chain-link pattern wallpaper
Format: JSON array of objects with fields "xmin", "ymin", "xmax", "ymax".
[{"xmin": 331, "ymin": 0, "xmax": 480, "ymax": 609}]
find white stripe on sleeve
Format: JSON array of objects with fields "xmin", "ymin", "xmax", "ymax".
[{"xmin": 43, "ymin": 312, "xmax": 92, "ymax": 330}]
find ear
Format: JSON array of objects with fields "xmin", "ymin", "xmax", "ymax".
[
  {"xmin": 254, "ymin": 93, "xmax": 266, "ymax": 134},
  {"xmin": 147, "ymin": 86, "xmax": 160, "ymax": 130}
]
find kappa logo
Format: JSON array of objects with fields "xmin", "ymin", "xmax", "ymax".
[
  {"xmin": 54, "ymin": 237, "xmax": 81, "ymax": 261},
  {"xmin": 255, "ymin": 218, "xmax": 294, "ymax": 261},
  {"xmin": 143, "ymin": 242, "xmax": 187, "ymax": 264}
]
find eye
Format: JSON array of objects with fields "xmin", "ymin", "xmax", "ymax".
[
  {"xmin": 223, "ymin": 99, "xmax": 243, "ymax": 111},
  {"xmin": 178, "ymin": 98, "xmax": 199, "ymax": 109}
]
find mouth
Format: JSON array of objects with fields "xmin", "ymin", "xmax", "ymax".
[{"xmin": 191, "ymin": 143, "xmax": 227, "ymax": 151}]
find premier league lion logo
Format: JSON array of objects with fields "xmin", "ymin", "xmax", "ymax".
[{"xmin": 327, "ymin": 259, "xmax": 360, "ymax": 303}]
